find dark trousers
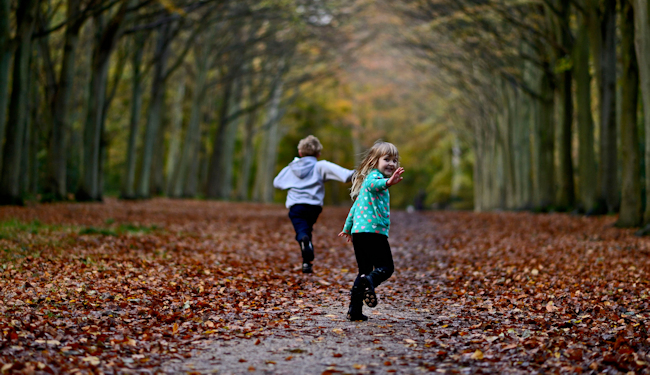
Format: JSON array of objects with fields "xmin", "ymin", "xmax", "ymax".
[
  {"xmin": 288, "ymin": 204, "xmax": 322, "ymax": 262},
  {"xmin": 352, "ymin": 233, "xmax": 394, "ymax": 289}
]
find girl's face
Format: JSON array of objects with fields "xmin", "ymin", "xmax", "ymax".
[{"xmin": 377, "ymin": 154, "xmax": 398, "ymax": 177}]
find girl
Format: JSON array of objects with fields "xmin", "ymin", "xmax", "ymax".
[{"xmin": 338, "ymin": 141, "xmax": 404, "ymax": 321}]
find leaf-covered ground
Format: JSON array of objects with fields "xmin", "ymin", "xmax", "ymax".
[{"xmin": 0, "ymin": 199, "xmax": 649, "ymax": 374}]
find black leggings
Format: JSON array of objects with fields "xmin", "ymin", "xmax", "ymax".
[{"xmin": 351, "ymin": 233, "xmax": 394, "ymax": 288}]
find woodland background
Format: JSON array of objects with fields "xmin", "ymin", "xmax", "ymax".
[
  {"xmin": 1, "ymin": 0, "xmax": 650, "ymax": 227},
  {"xmin": 3, "ymin": 1, "xmax": 650, "ymax": 373}
]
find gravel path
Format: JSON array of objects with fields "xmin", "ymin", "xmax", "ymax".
[{"xmin": 161, "ymin": 297, "xmax": 439, "ymax": 374}]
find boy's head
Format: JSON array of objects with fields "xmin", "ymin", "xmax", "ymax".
[{"xmin": 297, "ymin": 135, "xmax": 322, "ymax": 157}]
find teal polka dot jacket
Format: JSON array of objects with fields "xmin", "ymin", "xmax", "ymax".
[{"xmin": 342, "ymin": 169, "xmax": 391, "ymax": 237}]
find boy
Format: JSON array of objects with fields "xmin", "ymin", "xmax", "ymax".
[{"xmin": 274, "ymin": 135, "xmax": 354, "ymax": 273}]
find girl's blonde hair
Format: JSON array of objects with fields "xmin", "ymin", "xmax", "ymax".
[{"xmin": 350, "ymin": 140, "xmax": 399, "ymax": 200}]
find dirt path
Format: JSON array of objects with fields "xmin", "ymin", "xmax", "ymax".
[
  {"xmin": 162, "ymin": 301, "xmax": 437, "ymax": 374},
  {"xmin": 1, "ymin": 200, "xmax": 649, "ymax": 374}
]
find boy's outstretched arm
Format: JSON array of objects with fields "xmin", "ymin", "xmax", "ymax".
[
  {"xmin": 318, "ymin": 161, "xmax": 354, "ymax": 183},
  {"xmin": 273, "ymin": 165, "xmax": 292, "ymax": 190}
]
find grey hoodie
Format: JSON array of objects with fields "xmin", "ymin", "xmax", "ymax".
[{"xmin": 273, "ymin": 156, "xmax": 354, "ymax": 208}]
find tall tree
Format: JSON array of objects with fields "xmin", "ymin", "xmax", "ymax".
[
  {"xmin": 43, "ymin": 0, "xmax": 85, "ymax": 200},
  {"xmin": 122, "ymin": 31, "xmax": 147, "ymax": 199},
  {"xmin": 597, "ymin": 0, "xmax": 619, "ymax": 213},
  {"xmin": 0, "ymin": 0, "xmax": 39, "ymax": 205},
  {"xmin": 617, "ymin": 0, "xmax": 642, "ymax": 227},
  {"xmin": 165, "ymin": 70, "xmax": 186, "ymax": 196},
  {"xmin": 552, "ymin": 0, "xmax": 575, "ymax": 209},
  {"xmin": 77, "ymin": 1, "xmax": 130, "ymax": 201},
  {"xmin": 574, "ymin": 10, "xmax": 597, "ymax": 212},
  {"xmin": 206, "ymin": 51, "xmax": 240, "ymax": 199},
  {"xmin": 136, "ymin": 21, "xmax": 173, "ymax": 198},
  {"xmin": 0, "ymin": 0, "xmax": 11, "ymax": 165},
  {"xmin": 173, "ymin": 41, "xmax": 211, "ymax": 198},
  {"xmin": 632, "ymin": 0, "xmax": 650, "ymax": 226}
]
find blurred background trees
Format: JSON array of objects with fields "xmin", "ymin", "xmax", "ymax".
[{"xmin": 1, "ymin": 0, "xmax": 650, "ymax": 230}]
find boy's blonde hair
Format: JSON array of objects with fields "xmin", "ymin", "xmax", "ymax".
[
  {"xmin": 298, "ymin": 135, "xmax": 323, "ymax": 156},
  {"xmin": 350, "ymin": 140, "xmax": 399, "ymax": 200}
]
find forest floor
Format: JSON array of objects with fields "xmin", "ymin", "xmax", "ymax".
[{"xmin": 1, "ymin": 199, "xmax": 650, "ymax": 374}]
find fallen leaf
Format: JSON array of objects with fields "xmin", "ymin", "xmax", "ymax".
[
  {"xmin": 471, "ymin": 350, "xmax": 484, "ymax": 360},
  {"xmin": 81, "ymin": 356, "xmax": 100, "ymax": 366}
]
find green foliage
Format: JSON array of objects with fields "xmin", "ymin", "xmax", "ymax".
[
  {"xmin": 78, "ymin": 227, "xmax": 118, "ymax": 236},
  {"xmin": 554, "ymin": 56, "xmax": 573, "ymax": 74},
  {"xmin": 0, "ymin": 219, "xmax": 48, "ymax": 240},
  {"xmin": 78, "ymin": 223, "xmax": 160, "ymax": 236}
]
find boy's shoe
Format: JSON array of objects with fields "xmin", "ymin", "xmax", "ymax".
[
  {"xmin": 300, "ymin": 236, "xmax": 314, "ymax": 263},
  {"xmin": 360, "ymin": 274, "xmax": 378, "ymax": 307},
  {"xmin": 302, "ymin": 262, "xmax": 313, "ymax": 274}
]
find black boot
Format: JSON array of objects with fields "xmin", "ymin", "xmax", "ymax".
[
  {"xmin": 347, "ymin": 285, "xmax": 368, "ymax": 321},
  {"xmin": 299, "ymin": 236, "xmax": 314, "ymax": 273},
  {"xmin": 360, "ymin": 274, "xmax": 378, "ymax": 308}
]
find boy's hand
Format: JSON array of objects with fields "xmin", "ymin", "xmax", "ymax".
[
  {"xmin": 386, "ymin": 167, "xmax": 405, "ymax": 187},
  {"xmin": 338, "ymin": 231, "xmax": 352, "ymax": 242}
]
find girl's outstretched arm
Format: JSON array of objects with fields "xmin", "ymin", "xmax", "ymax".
[
  {"xmin": 338, "ymin": 231, "xmax": 352, "ymax": 242},
  {"xmin": 386, "ymin": 167, "xmax": 405, "ymax": 187}
]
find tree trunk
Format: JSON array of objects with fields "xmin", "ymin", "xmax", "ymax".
[
  {"xmin": 165, "ymin": 71, "xmax": 186, "ymax": 196},
  {"xmin": 78, "ymin": 15, "xmax": 107, "ymax": 201},
  {"xmin": 0, "ymin": 0, "xmax": 38, "ymax": 205},
  {"xmin": 485, "ymin": 129, "xmax": 495, "ymax": 209},
  {"xmin": 137, "ymin": 23, "xmax": 171, "ymax": 198},
  {"xmin": 617, "ymin": 0, "xmax": 642, "ymax": 227},
  {"xmin": 261, "ymin": 71, "xmax": 287, "ymax": 203},
  {"xmin": 206, "ymin": 72, "xmax": 235, "ymax": 199},
  {"xmin": 551, "ymin": 0, "xmax": 575, "ymax": 210},
  {"xmin": 122, "ymin": 32, "xmax": 146, "ymax": 199},
  {"xmin": 556, "ymin": 68, "xmax": 575, "ymax": 210},
  {"xmin": 0, "ymin": 0, "xmax": 11, "ymax": 169},
  {"xmin": 219, "ymin": 76, "xmax": 243, "ymax": 199},
  {"xmin": 451, "ymin": 136, "xmax": 462, "ymax": 201},
  {"xmin": 26, "ymin": 68, "xmax": 39, "ymax": 195},
  {"xmin": 529, "ymin": 71, "xmax": 542, "ymax": 207},
  {"xmin": 77, "ymin": 3, "xmax": 129, "ymax": 201},
  {"xmin": 597, "ymin": 0, "xmax": 619, "ymax": 213},
  {"xmin": 20, "ymin": 74, "xmax": 34, "ymax": 197},
  {"xmin": 176, "ymin": 52, "xmax": 209, "ymax": 198},
  {"xmin": 252, "ymin": 133, "xmax": 265, "ymax": 202},
  {"xmin": 498, "ymin": 81, "xmax": 515, "ymax": 209},
  {"xmin": 632, "ymin": 0, "xmax": 650, "ymax": 224},
  {"xmin": 511, "ymin": 87, "xmax": 524, "ymax": 209},
  {"xmin": 575, "ymin": 14, "xmax": 598, "ymax": 213},
  {"xmin": 44, "ymin": 0, "xmax": 82, "ymax": 200},
  {"xmin": 151, "ymin": 118, "xmax": 167, "ymax": 196},
  {"xmin": 236, "ymin": 81, "xmax": 260, "ymax": 201},
  {"xmin": 517, "ymin": 89, "xmax": 533, "ymax": 209},
  {"xmin": 472, "ymin": 119, "xmax": 484, "ymax": 212},
  {"xmin": 536, "ymin": 69, "xmax": 556, "ymax": 210},
  {"xmin": 198, "ymin": 125, "xmax": 210, "ymax": 196}
]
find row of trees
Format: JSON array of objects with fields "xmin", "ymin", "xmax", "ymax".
[
  {"xmin": 392, "ymin": 0, "xmax": 650, "ymax": 227},
  {"xmin": 0, "ymin": 0, "xmax": 358, "ymax": 205}
]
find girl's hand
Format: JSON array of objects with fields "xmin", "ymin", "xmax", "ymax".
[
  {"xmin": 338, "ymin": 231, "xmax": 352, "ymax": 242},
  {"xmin": 386, "ymin": 167, "xmax": 405, "ymax": 187}
]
